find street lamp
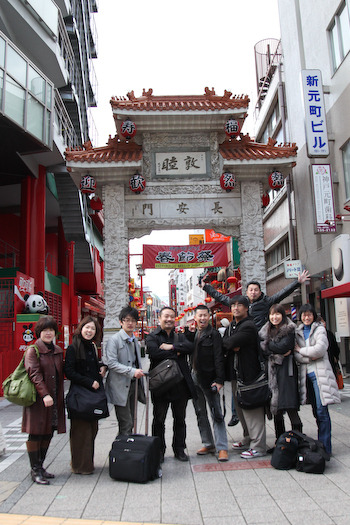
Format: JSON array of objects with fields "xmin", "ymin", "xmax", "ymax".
[
  {"xmin": 136, "ymin": 264, "xmax": 145, "ymax": 307},
  {"xmin": 136, "ymin": 264, "xmax": 147, "ymax": 337},
  {"xmin": 146, "ymin": 295, "xmax": 153, "ymax": 330}
]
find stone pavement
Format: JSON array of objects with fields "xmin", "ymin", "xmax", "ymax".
[{"xmin": 0, "ymin": 379, "xmax": 350, "ymax": 525}]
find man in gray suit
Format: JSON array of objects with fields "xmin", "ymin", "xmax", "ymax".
[{"xmin": 104, "ymin": 306, "xmax": 145, "ymax": 435}]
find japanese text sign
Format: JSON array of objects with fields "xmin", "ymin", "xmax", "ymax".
[
  {"xmin": 143, "ymin": 242, "xmax": 229, "ymax": 269},
  {"xmin": 301, "ymin": 69, "xmax": 329, "ymax": 157},
  {"xmin": 155, "ymin": 152, "xmax": 207, "ymax": 176},
  {"xmin": 284, "ymin": 260, "xmax": 302, "ymax": 279},
  {"xmin": 311, "ymin": 164, "xmax": 336, "ymax": 233}
]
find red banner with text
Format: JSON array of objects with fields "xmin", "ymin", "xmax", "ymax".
[
  {"xmin": 205, "ymin": 229, "xmax": 231, "ymax": 243},
  {"xmin": 143, "ymin": 243, "xmax": 229, "ymax": 269}
]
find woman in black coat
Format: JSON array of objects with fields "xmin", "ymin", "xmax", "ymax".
[
  {"xmin": 259, "ymin": 304, "xmax": 302, "ymax": 442},
  {"xmin": 64, "ymin": 316, "xmax": 106, "ymax": 474}
]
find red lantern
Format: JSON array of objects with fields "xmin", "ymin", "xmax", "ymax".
[
  {"xmin": 262, "ymin": 192, "xmax": 270, "ymax": 208},
  {"xmin": 211, "ymin": 280, "xmax": 219, "ymax": 287},
  {"xmin": 129, "ymin": 173, "xmax": 146, "ymax": 194},
  {"xmin": 224, "ymin": 118, "xmax": 240, "ymax": 138},
  {"xmin": 268, "ymin": 171, "xmax": 284, "ymax": 190},
  {"xmin": 220, "ymin": 172, "xmax": 236, "ymax": 192},
  {"xmin": 227, "ymin": 276, "xmax": 237, "ymax": 284},
  {"xmin": 120, "ymin": 118, "xmax": 137, "ymax": 139},
  {"xmin": 205, "ymin": 297, "xmax": 211, "ymax": 303},
  {"xmin": 80, "ymin": 174, "xmax": 96, "ymax": 194}
]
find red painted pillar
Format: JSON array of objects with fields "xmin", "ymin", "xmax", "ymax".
[
  {"xmin": 28, "ymin": 166, "xmax": 46, "ymax": 292},
  {"xmin": 68, "ymin": 241, "xmax": 75, "ymax": 326},
  {"xmin": 20, "ymin": 176, "xmax": 32, "ymax": 275},
  {"xmin": 58, "ymin": 217, "xmax": 69, "ymax": 278}
]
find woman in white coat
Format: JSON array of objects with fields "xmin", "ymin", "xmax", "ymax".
[{"xmin": 294, "ymin": 304, "xmax": 340, "ymax": 456}]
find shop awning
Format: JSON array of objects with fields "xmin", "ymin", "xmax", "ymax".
[{"xmin": 321, "ymin": 282, "xmax": 350, "ymax": 299}]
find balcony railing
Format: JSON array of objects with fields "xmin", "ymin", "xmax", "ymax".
[{"xmin": 0, "ymin": 239, "xmax": 19, "ymax": 269}]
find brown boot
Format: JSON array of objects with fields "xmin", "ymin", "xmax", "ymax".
[
  {"xmin": 27, "ymin": 441, "xmax": 49, "ymax": 485},
  {"xmin": 40, "ymin": 440, "xmax": 54, "ymax": 479},
  {"xmin": 31, "ymin": 467, "xmax": 50, "ymax": 485},
  {"xmin": 218, "ymin": 450, "xmax": 229, "ymax": 462}
]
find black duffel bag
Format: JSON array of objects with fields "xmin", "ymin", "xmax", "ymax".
[
  {"xmin": 148, "ymin": 359, "xmax": 183, "ymax": 395},
  {"xmin": 236, "ymin": 370, "xmax": 271, "ymax": 410},
  {"xmin": 66, "ymin": 382, "xmax": 109, "ymax": 421}
]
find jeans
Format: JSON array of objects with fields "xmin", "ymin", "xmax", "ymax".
[
  {"xmin": 307, "ymin": 372, "xmax": 332, "ymax": 454},
  {"xmin": 192, "ymin": 373, "xmax": 228, "ymax": 451}
]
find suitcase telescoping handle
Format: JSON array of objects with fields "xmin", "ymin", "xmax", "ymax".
[{"xmin": 133, "ymin": 373, "xmax": 150, "ymax": 436}]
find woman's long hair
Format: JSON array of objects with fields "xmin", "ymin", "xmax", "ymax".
[
  {"xmin": 267, "ymin": 303, "xmax": 288, "ymax": 337},
  {"xmin": 72, "ymin": 316, "xmax": 101, "ymax": 360}
]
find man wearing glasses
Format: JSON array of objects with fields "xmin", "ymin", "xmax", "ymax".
[{"xmin": 104, "ymin": 306, "xmax": 145, "ymax": 435}]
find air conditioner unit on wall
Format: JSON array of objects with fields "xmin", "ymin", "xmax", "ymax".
[{"xmin": 331, "ymin": 234, "xmax": 350, "ymax": 285}]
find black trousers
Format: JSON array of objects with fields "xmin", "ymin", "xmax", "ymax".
[{"xmin": 151, "ymin": 380, "xmax": 189, "ymax": 454}]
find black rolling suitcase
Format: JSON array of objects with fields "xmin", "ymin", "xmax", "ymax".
[{"xmin": 109, "ymin": 375, "xmax": 162, "ymax": 483}]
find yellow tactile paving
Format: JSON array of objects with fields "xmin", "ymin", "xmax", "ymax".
[{"xmin": 0, "ymin": 516, "xmax": 177, "ymax": 525}]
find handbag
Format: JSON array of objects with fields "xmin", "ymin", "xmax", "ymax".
[
  {"xmin": 2, "ymin": 345, "xmax": 40, "ymax": 407},
  {"xmin": 334, "ymin": 362, "xmax": 344, "ymax": 390},
  {"xmin": 148, "ymin": 359, "xmax": 183, "ymax": 394},
  {"xmin": 236, "ymin": 370, "xmax": 272, "ymax": 410},
  {"xmin": 66, "ymin": 382, "xmax": 109, "ymax": 421}
]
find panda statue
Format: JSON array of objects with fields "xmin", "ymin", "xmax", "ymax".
[{"xmin": 23, "ymin": 292, "xmax": 49, "ymax": 315}]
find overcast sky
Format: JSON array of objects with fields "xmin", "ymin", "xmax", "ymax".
[{"xmin": 91, "ymin": 0, "xmax": 281, "ymax": 299}]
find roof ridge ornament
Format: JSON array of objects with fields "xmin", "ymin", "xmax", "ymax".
[{"xmin": 142, "ymin": 88, "xmax": 153, "ymax": 98}]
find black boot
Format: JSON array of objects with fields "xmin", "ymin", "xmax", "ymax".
[
  {"xmin": 274, "ymin": 418, "xmax": 286, "ymax": 440},
  {"xmin": 292, "ymin": 423, "xmax": 303, "ymax": 434},
  {"xmin": 27, "ymin": 441, "xmax": 49, "ymax": 485},
  {"xmin": 40, "ymin": 440, "xmax": 55, "ymax": 479}
]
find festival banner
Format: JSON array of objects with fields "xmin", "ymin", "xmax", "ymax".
[
  {"xmin": 205, "ymin": 229, "xmax": 230, "ymax": 243},
  {"xmin": 143, "ymin": 242, "xmax": 229, "ymax": 269}
]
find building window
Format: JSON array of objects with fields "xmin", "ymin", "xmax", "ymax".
[
  {"xmin": 343, "ymin": 139, "xmax": 350, "ymax": 200},
  {"xmin": 266, "ymin": 237, "xmax": 290, "ymax": 278},
  {"xmin": 329, "ymin": 1, "xmax": 350, "ymax": 71},
  {"xmin": 0, "ymin": 36, "xmax": 53, "ymax": 147}
]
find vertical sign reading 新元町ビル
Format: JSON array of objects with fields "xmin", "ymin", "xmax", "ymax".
[
  {"xmin": 311, "ymin": 164, "xmax": 336, "ymax": 233},
  {"xmin": 301, "ymin": 69, "xmax": 329, "ymax": 158}
]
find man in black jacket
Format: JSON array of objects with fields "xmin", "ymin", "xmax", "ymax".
[
  {"xmin": 223, "ymin": 296, "xmax": 267, "ymax": 458},
  {"xmin": 186, "ymin": 305, "xmax": 229, "ymax": 462},
  {"xmin": 146, "ymin": 307, "xmax": 195, "ymax": 462},
  {"xmin": 201, "ymin": 270, "xmax": 310, "ymax": 330}
]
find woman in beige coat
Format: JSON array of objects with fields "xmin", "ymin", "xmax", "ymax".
[{"xmin": 294, "ymin": 304, "xmax": 340, "ymax": 456}]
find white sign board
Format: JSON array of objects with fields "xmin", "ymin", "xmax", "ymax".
[
  {"xmin": 156, "ymin": 152, "xmax": 207, "ymax": 176},
  {"xmin": 311, "ymin": 164, "xmax": 336, "ymax": 233},
  {"xmin": 301, "ymin": 69, "xmax": 329, "ymax": 157},
  {"xmin": 284, "ymin": 260, "xmax": 302, "ymax": 279},
  {"xmin": 334, "ymin": 297, "xmax": 350, "ymax": 337}
]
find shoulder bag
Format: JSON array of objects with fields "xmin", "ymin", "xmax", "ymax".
[
  {"xmin": 2, "ymin": 345, "xmax": 40, "ymax": 407},
  {"xmin": 236, "ymin": 369, "xmax": 272, "ymax": 409},
  {"xmin": 148, "ymin": 358, "xmax": 183, "ymax": 394},
  {"xmin": 236, "ymin": 343, "xmax": 271, "ymax": 410},
  {"xmin": 66, "ymin": 382, "xmax": 109, "ymax": 420},
  {"xmin": 148, "ymin": 333, "xmax": 184, "ymax": 394}
]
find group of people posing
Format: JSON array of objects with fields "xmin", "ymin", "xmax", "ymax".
[{"xmin": 21, "ymin": 269, "xmax": 341, "ymax": 484}]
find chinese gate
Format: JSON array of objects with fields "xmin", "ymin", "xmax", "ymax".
[{"xmin": 65, "ymin": 88, "xmax": 297, "ymax": 334}]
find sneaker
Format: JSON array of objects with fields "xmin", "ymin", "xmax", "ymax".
[
  {"xmin": 240, "ymin": 449, "xmax": 265, "ymax": 459},
  {"xmin": 228, "ymin": 416, "xmax": 240, "ymax": 427},
  {"xmin": 232, "ymin": 441, "xmax": 247, "ymax": 450}
]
